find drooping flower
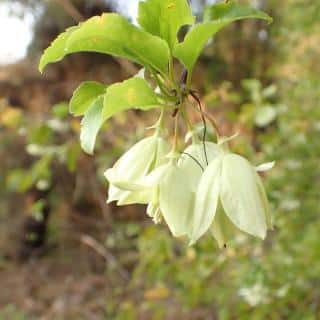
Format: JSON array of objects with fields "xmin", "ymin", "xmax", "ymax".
[
  {"xmin": 104, "ymin": 133, "xmax": 170, "ymax": 205},
  {"xmin": 191, "ymin": 138, "xmax": 274, "ymax": 245},
  {"xmin": 127, "ymin": 141, "xmax": 221, "ymax": 237}
]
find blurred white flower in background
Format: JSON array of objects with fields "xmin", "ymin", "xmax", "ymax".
[
  {"xmin": 239, "ymin": 282, "xmax": 269, "ymax": 306},
  {"xmin": 279, "ymin": 199, "xmax": 300, "ymax": 211}
]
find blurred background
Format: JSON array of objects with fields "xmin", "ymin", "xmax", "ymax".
[{"xmin": 0, "ymin": 0, "xmax": 319, "ymax": 319}]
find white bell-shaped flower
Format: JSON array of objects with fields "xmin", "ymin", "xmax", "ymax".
[
  {"xmin": 124, "ymin": 153, "xmax": 196, "ymax": 237},
  {"xmin": 131, "ymin": 142, "xmax": 221, "ymax": 237},
  {"xmin": 104, "ymin": 133, "xmax": 170, "ymax": 205},
  {"xmin": 161, "ymin": 142, "xmax": 220, "ymax": 236},
  {"xmin": 191, "ymin": 140, "xmax": 274, "ymax": 245}
]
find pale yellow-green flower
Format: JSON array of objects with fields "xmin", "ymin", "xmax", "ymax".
[
  {"xmin": 128, "ymin": 142, "xmax": 221, "ymax": 237},
  {"xmin": 104, "ymin": 133, "xmax": 169, "ymax": 205},
  {"xmin": 191, "ymin": 139, "xmax": 274, "ymax": 246}
]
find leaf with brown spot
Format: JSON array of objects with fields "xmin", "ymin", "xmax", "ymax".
[{"xmin": 103, "ymin": 77, "xmax": 161, "ymax": 121}]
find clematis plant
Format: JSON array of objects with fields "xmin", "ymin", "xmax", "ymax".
[{"xmin": 39, "ymin": 0, "xmax": 273, "ymax": 248}]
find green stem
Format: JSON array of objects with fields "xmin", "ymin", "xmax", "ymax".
[
  {"xmin": 186, "ymin": 70, "xmax": 193, "ymax": 91},
  {"xmin": 169, "ymin": 58, "xmax": 176, "ymax": 85},
  {"xmin": 172, "ymin": 113, "xmax": 179, "ymax": 152},
  {"xmin": 151, "ymin": 70, "xmax": 172, "ymax": 97},
  {"xmin": 156, "ymin": 93, "xmax": 177, "ymax": 103},
  {"xmin": 181, "ymin": 106, "xmax": 198, "ymax": 144},
  {"xmin": 154, "ymin": 107, "xmax": 165, "ymax": 134},
  {"xmin": 181, "ymin": 106, "xmax": 192, "ymax": 131}
]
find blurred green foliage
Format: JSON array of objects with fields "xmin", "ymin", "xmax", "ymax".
[
  {"xmin": 0, "ymin": 305, "xmax": 29, "ymax": 320},
  {"xmin": 1, "ymin": 101, "xmax": 80, "ymax": 195}
]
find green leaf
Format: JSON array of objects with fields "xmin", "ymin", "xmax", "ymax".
[
  {"xmin": 52, "ymin": 102, "xmax": 69, "ymax": 119},
  {"xmin": 80, "ymin": 96, "xmax": 104, "ymax": 155},
  {"xmin": 138, "ymin": 0, "xmax": 194, "ymax": 51},
  {"xmin": 103, "ymin": 78, "xmax": 160, "ymax": 120},
  {"xmin": 39, "ymin": 13, "xmax": 170, "ymax": 75},
  {"xmin": 174, "ymin": 2, "xmax": 272, "ymax": 72},
  {"xmin": 70, "ymin": 81, "xmax": 106, "ymax": 116},
  {"xmin": 39, "ymin": 26, "xmax": 79, "ymax": 73}
]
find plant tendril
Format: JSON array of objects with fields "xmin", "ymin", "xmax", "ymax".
[
  {"xmin": 181, "ymin": 152, "xmax": 204, "ymax": 172},
  {"xmin": 189, "ymin": 91, "xmax": 209, "ymax": 166}
]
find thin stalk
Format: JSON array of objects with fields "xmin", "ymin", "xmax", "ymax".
[
  {"xmin": 150, "ymin": 107, "xmax": 166, "ymax": 133},
  {"xmin": 186, "ymin": 71, "xmax": 193, "ymax": 91},
  {"xmin": 151, "ymin": 69, "xmax": 172, "ymax": 98},
  {"xmin": 181, "ymin": 152, "xmax": 204, "ymax": 171},
  {"xmin": 181, "ymin": 106, "xmax": 199, "ymax": 144},
  {"xmin": 181, "ymin": 107, "xmax": 193, "ymax": 132},
  {"xmin": 169, "ymin": 58, "xmax": 176, "ymax": 85},
  {"xmin": 156, "ymin": 93, "xmax": 177, "ymax": 103},
  {"xmin": 189, "ymin": 91, "xmax": 221, "ymax": 138},
  {"xmin": 201, "ymin": 109, "xmax": 222, "ymax": 138},
  {"xmin": 172, "ymin": 113, "xmax": 180, "ymax": 152},
  {"xmin": 189, "ymin": 92, "xmax": 209, "ymax": 165},
  {"xmin": 156, "ymin": 108, "xmax": 165, "ymax": 130}
]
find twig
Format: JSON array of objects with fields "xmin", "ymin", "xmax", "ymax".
[
  {"xmin": 54, "ymin": 0, "xmax": 84, "ymax": 22},
  {"xmin": 81, "ymin": 234, "xmax": 130, "ymax": 281}
]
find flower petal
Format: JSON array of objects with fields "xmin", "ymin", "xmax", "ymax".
[
  {"xmin": 210, "ymin": 203, "xmax": 238, "ymax": 248},
  {"xmin": 105, "ymin": 168, "xmax": 150, "ymax": 191},
  {"xmin": 154, "ymin": 137, "xmax": 170, "ymax": 167},
  {"xmin": 105, "ymin": 135, "xmax": 169, "ymax": 192},
  {"xmin": 220, "ymin": 154, "xmax": 267, "ymax": 239},
  {"xmin": 117, "ymin": 189, "xmax": 151, "ymax": 205},
  {"xmin": 255, "ymin": 172, "xmax": 273, "ymax": 229},
  {"xmin": 190, "ymin": 157, "xmax": 222, "ymax": 244},
  {"xmin": 111, "ymin": 136, "xmax": 157, "ymax": 178},
  {"xmin": 107, "ymin": 184, "xmax": 151, "ymax": 205},
  {"xmin": 256, "ymin": 161, "xmax": 275, "ymax": 172},
  {"xmin": 147, "ymin": 202, "xmax": 162, "ymax": 224},
  {"xmin": 218, "ymin": 132, "xmax": 239, "ymax": 146},
  {"xmin": 105, "ymin": 135, "xmax": 169, "ymax": 189},
  {"xmin": 107, "ymin": 184, "xmax": 125, "ymax": 203},
  {"xmin": 180, "ymin": 142, "xmax": 220, "ymax": 169},
  {"xmin": 132, "ymin": 164, "xmax": 170, "ymax": 190},
  {"xmin": 159, "ymin": 164, "xmax": 195, "ymax": 237}
]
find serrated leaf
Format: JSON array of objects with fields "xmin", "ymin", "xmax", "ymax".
[
  {"xmin": 39, "ymin": 13, "xmax": 170, "ymax": 75},
  {"xmin": 70, "ymin": 81, "xmax": 106, "ymax": 116},
  {"xmin": 174, "ymin": 2, "xmax": 272, "ymax": 72},
  {"xmin": 103, "ymin": 78, "xmax": 160, "ymax": 120},
  {"xmin": 39, "ymin": 26, "xmax": 79, "ymax": 73},
  {"xmin": 80, "ymin": 96, "xmax": 104, "ymax": 155},
  {"xmin": 138, "ymin": 0, "xmax": 194, "ymax": 51}
]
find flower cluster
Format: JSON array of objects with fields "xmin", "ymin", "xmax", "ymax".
[{"xmin": 105, "ymin": 122, "xmax": 274, "ymax": 247}]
